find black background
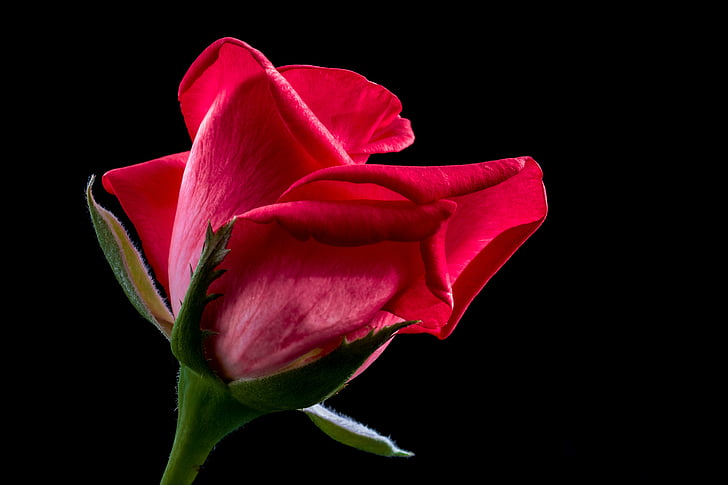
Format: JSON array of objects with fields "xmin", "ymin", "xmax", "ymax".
[{"xmin": 25, "ymin": 6, "xmax": 713, "ymax": 483}]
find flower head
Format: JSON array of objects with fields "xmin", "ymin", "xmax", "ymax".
[{"xmin": 100, "ymin": 37, "xmax": 546, "ymax": 383}]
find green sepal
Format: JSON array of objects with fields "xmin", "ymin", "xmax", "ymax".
[
  {"xmin": 302, "ymin": 404, "xmax": 413, "ymax": 457},
  {"xmin": 228, "ymin": 320, "xmax": 418, "ymax": 412},
  {"xmin": 85, "ymin": 176, "xmax": 174, "ymax": 337},
  {"xmin": 171, "ymin": 219, "xmax": 235, "ymax": 379}
]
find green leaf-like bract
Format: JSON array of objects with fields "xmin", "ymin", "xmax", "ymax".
[
  {"xmin": 303, "ymin": 404, "xmax": 413, "ymax": 457},
  {"xmin": 86, "ymin": 176, "xmax": 174, "ymax": 337},
  {"xmin": 228, "ymin": 320, "xmax": 418, "ymax": 412},
  {"xmin": 171, "ymin": 219, "xmax": 235, "ymax": 379}
]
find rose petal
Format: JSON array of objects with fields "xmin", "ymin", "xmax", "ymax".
[
  {"xmin": 170, "ymin": 39, "xmax": 358, "ymax": 311},
  {"xmin": 275, "ymin": 157, "xmax": 547, "ymax": 337},
  {"xmin": 280, "ymin": 156, "xmax": 529, "ymax": 204},
  {"xmin": 178, "ymin": 38, "xmax": 351, "ymax": 167},
  {"xmin": 427, "ymin": 159, "xmax": 546, "ymax": 337},
  {"xmin": 278, "ymin": 65, "xmax": 414, "ymax": 162},
  {"xmin": 240, "ymin": 196, "xmax": 455, "ymax": 330},
  {"xmin": 101, "ymin": 152, "xmax": 187, "ymax": 293},
  {"xmin": 204, "ymin": 220, "xmax": 432, "ymax": 380}
]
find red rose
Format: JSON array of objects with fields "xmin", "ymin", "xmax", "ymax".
[{"xmin": 101, "ymin": 38, "xmax": 546, "ymax": 382}]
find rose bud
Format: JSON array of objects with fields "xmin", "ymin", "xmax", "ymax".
[
  {"xmin": 88, "ymin": 38, "xmax": 548, "ymax": 480},
  {"xmin": 93, "ymin": 37, "xmax": 546, "ymax": 410}
]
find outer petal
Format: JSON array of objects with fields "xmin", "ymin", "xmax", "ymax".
[
  {"xmin": 178, "ymin": 37, "xmax": 351, "ymax": 168},
  {"xmin": 433, "ymin": 159, "xmax": 546, "ymax": 337},
  {"xmin": 203, "ymin": 188, "xmax": 458, "ymax": 380},
  {"xmin": 102, "ymin": 152, "xmax": 187, "ymax": 294},
  {"xmin": 170, "ymin": 39, "xmax": 355, "ymax": 312},
  {"xmin": 204, "ymin": 220, "xmax": 434, "ymax": 380},
  {"xmin": 278, "ymin": 65, "xmax": 414, "ymax": 163},
  {"xmin": 276, "ymin": 157, "xmax": 547, "ymax": 337},
  {"xmin": 280, "ymin": 156, "xmax": 528, "ymax": 204},
  {"xmin": 242, "ymin": 196, "xmax": 456, "ymax": 321}
]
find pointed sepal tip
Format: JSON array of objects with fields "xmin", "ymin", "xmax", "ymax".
[{"xmin": 171, "ymin": 219, "xmax": 236, "ymax": 379}]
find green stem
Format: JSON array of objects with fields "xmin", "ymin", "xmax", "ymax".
[{"xmin": 160, "ymin": 366, "xmax": 262, "ymax": 485}]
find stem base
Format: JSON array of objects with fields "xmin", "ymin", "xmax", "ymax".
[{"xmin": 160, "ymin": 366, "xmax": 262, "ymax": 485}]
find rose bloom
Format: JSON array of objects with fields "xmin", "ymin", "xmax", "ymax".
[{"xmin": 102, "ymin": 38, "xmax": 547, "ymax": 382}]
